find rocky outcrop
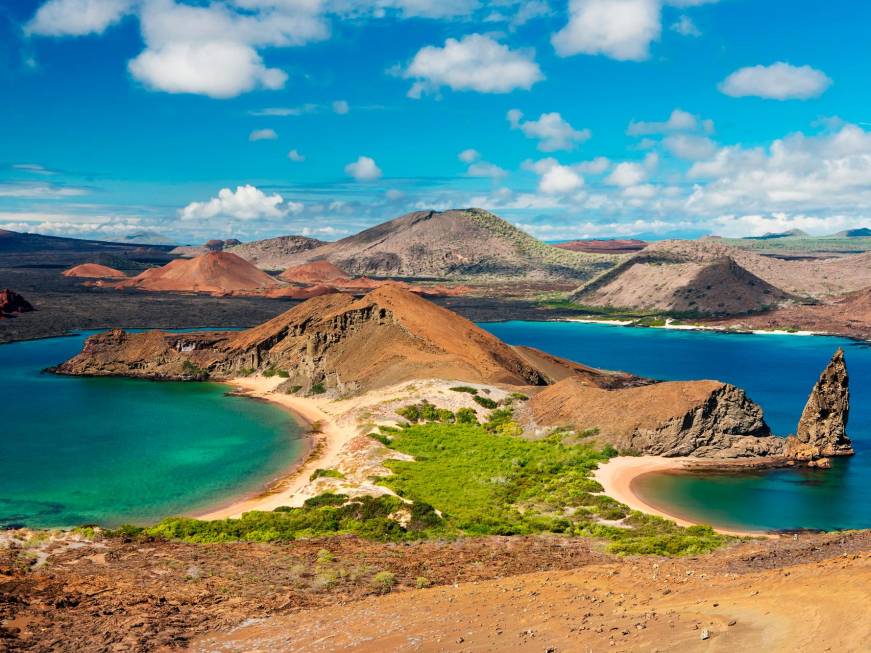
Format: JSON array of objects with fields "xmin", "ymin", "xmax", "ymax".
[
  {"xmin": 0, "ymin": 289, "xmax": 34, "ymax": 317},
  {"xmin": 55, "ymin": 286, "xmax": 564, "ymax": 391},
  {"xmin": 785, "ymin": 349, "xmax": 853, "ymax": 460},
  {"xmin": 529, "ymin": 377, "xmax": 786, "ymax": 458}
]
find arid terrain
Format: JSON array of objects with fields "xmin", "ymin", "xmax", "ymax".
[{"xmin": 1, "ymin": 529, "xmax": 867, "ymax": 652}]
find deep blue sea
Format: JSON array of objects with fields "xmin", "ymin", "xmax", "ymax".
[
  {"xmin": 483, "ymin": 321, "xmax": 871, "ymax": 532},
  {"xmin": 0, "ymin": 332, "xmax": 303, "ymax": 529}
]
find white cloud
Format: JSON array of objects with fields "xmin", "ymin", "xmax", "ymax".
[
  {"xmin": 627, "ymin": 108, "xmax": 710, "ymax": 135},
  {"xmin": 670, "ymin": 14, "xmax": 700, "ymax": 36},
  {"xmin": 710, "ymin": 213, "xmax": 871, "ymax": 239},
  {"xmin": 288, "ymin": 149, "xmax": 305, "ymax": 161},
  {"xmin": 249, "ymin": 128, "xmax": 278, "ymax": 141},
  {"xmin": 345, "ymin": 155, "xmax": 382, "ymax": 181},
  {"xmin": 129, "ymin": 41, "xmax": 287, "ymax": 98},
  {"xmin": 552, "ymin": 0, "xmax": 661, "ymax": 61},
  {"xmin": 527, "ymin": 158, "xmax": 584, "ymax": 194},
  {"xmin": 577, "ymin": 156, "xmax": 611, "ymax": 174},
  {"xmin": 719, "ymin": 63, "xmax": 832, "ymax": 100},
  {"xmin": 332, "ymin": 99, "xmax": 350, "ymax": 114},
  {"xmin": 467, "ymin": 162, "xmax": 508, "ymax": 179},
  {"xmin": 508, "ymin": 109, "xmax": 591, "ymax": 151},
  {"xmin": 249, "ymin": 105, "xmax": 319, "ymax": 117},
  {"xmin": 686, "ymin": 123, "xmax": 871, "ymax": 214},
  {"xmin": 0, "ymin": 184, "xmax": 88, "ymax": 198},
  {"xmin": 180, "ymin": 185, "xmax": 295, "ymax": 221},
  {"xmin": 124, "ymin": 0, "xmax": 330, "ymax": 98},
  {"xmin": 403, "ymin": 34, "xmax": 542, "ymax": 97},
  {"xmin": 27, "ymin": 0, "xmax": 133, "ymax": 36},
  {"xmin": 458, "ymin": 148, "xmax": 480, "ymax": 163},
  {"xmin": 606, "ymin": 161, "xmax": 646, "ymax": 186},
  {"xmin": 663, "ymin": 134, "xmax": 717, "ymax": 160},
  {"xmin": 12, "ymin": 163, "xmax": 53, "ymax": 175}
]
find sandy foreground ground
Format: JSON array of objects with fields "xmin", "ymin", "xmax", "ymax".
[
  {"xmin": 593, "ymin": 457, "xmax": 772, "ymax": 538},
  {"xmin": 194, "ymin": 548, "xmax": 871, "ymax": 653}
]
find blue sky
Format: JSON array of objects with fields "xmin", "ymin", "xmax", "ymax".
[{"xmin": 2, "ymin": 0, "xmax": 871, "ymax": 244}]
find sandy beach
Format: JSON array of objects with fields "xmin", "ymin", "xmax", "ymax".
[
  {"xmin": 593, "ymin": 456, "xmax": 774, "ymax": 538},
  {"xmin": 195, "ymin": 377, "xmax": 361, "ymax": 519}
]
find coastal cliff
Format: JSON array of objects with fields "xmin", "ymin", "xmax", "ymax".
[
  {"xmin": 528, "ymin": 377, "xmax": 785, "ymax": 458},
  {"xmin": 54, "ymin": 287, "xmax": 852, "ymax": 464}
]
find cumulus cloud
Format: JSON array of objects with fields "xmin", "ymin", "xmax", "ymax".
[
  {"xmin": 332, "ymin": 99, "xmax": 350, "ymax": 114},
  {"xmin": 507, "ymin": 109, "xmax": 591, "ymax": 151},
  {"xmin": 552, "ymin": 0, "xmax": 661, "ymax": 61},
  {"xmin": 403, "ymin": 34, "xmax": 542, "ymax": 98},
  {"xmin": 467, "ymin": 162, "xmax": 508, "ymax": 179},
  {"xmin": 129, "ymin": 40, "xmax": 287, "ymax": 98},
  {"xmin": 663, "ymin": 134, "xmax": 717, "ymax": 160},
  {"xmin": 458, "ymin": 148, "xmax": 480, "ymax": 163},
  {"xmin": 719, "ymin": 62, "xmax": 832, "ymax": 100},
  {"xmin": 26, "ymin": 0, "xmax": 133, "ymax": 36},
  {"xmin": 345, "ymin": 155, "xmax": 382, "ymax": 181},
  {"xmin": 526, "ymin": 158, "xmax": 584, "ymax": 194},
  {"xmin": 249, "ymin": 128, "xmax": 278, "ymax": 141},
  {"xmin": 606, "ymin": 161, "xmax": 646, "ymax": 186},
  {"xmin": 670, "ymin": 14, "xmax": 700, "ymax": 36},
  {"xmin": 627, "ymin": 108, "xmax": 712, "ymax": 135},
  {"xmin": 0, "ymin": 183, "xmax": 89, "ymax": 198},
  {"xmin": 124, "ymin": 0, "xmax": 330, "ymax": 98},
  {"xmin": 288, "ymin": 149, "xmax": 305, "ymax": 161},
  {"xmin": 180, "ymin": 185, "xmax": 295, "ymax": 221},
  {"xmin": 686, "ymin": 123, "xmax": 871, "ymax": 215}
]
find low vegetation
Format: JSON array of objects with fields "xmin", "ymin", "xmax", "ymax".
[{"xmin": 129, "ymin": 402, "xmax": 726, "ymax": 556}]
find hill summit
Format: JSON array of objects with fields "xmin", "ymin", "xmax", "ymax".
[{"xmin": 266, "ymin": 209, "xmax": 615, "ymax": 280}]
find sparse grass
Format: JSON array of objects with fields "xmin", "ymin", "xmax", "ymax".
[
  {"xmin": 450, "ymin": 386, "xmax": 479, "ymax": 395},
  {"xmin": 371, "ymin": 570, "xmax": 396, "ymax": 593}
]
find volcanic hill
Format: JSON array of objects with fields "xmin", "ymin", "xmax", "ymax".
[
  {"xmin": 571, "ymin": 240, "xmax": 795, "ymax": 315},
  {"xmin": 55, "ymin": 285, "xmax": 847, "ymax": 463},
  {"xmin": 118, "ymin": 251, "xmax": 282, "ymax": 295},
  {"xmin": 279, "ymin": 260, "xmax": 351, "ymax": 285},
  {"xmin": 265, "ymin": 209, "xmax": 615, "ymax": 280},
  {"xmin": 225, "ymin": 235, "xmax": 325, "ymax": 270},
  {"xmin": 62, "ymin": 263, "xmax": 126, "ymax": 279}
]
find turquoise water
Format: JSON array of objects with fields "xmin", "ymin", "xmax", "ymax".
[
  {"xmin": 0, "ymin": 332, "xmax": 303, "ymax": 529},
  {"xmin": 483, "ymin": 322, "xmax": 871, "ymax": 532}
]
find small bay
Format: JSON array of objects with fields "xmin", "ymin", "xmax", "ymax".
[
  {"xmin": 0, "ymin": 331, "xmax": 303, "ymax": 529},
  {"xmin": 483, "ymin": 321, "xmax": 871, "ymax": 532}
]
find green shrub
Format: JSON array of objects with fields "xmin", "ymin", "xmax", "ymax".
[
  {"xmin": 472, "ymin": 395, "xmax": 498, "ymax": 409},
  {"xmin": 238, "ymin": 367, "xmax": 256, "ymax": 377},
  {"xmin": 263, "ymin": 367, "xmax": 277, "ymax": 378},
  {"xmin": 449, "ymin": 386, "xmax": 478, "ymax": 395},
  {"xmin": 181, "ymin": 360, "xmax": 208, "ymax": 380},
  {"xmin": 455, "ymin": 408, "xmax": 478, "ymax": 424},
  {"xmin": 310, "ymin": 382, "xmax": 326, "ymax": 395},
  {"xmin": 368, "ymin": 432, "xmax": 392, "ymax": 446},
  {"xmin": 303, "ymin": 492, "xmax": 348, "ymax": 508},
  {"xmin": 415, "ymin": 576, "xmax": 431, "ymax": 589},
  {"xmin": 286, "ymin": 385, "xmax": 303, "ymax": 394},
  {"xmin": 397, "ymin": 404, "xmax": 421, "ymax": 423},
  {"xmin": 310, "ymin": 468, "xmax": 345, "ymax": 481},
  {"xmin": 372, "ymin": 571, "xmax": 396, "ymax": 593},
  {"xmin": 509, "ymin": 392, "xmax": 529, "ymax": 401},
  {"xmin": 277, "ymin": 370, "xmax": 290, "ymax": 378}
]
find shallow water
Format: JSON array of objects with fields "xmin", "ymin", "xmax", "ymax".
[
  {"xmin": 483, "ymin": 321, "xmax": 871, "ymax": 531},
  {"xmin": 0, "ymin": 332, "xmax": 303, "ymax": 529}
]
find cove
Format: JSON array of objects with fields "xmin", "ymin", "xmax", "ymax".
[
  {"xmin": 0, "ymin": 332, "xmax": 303, "ymax": 529},
  {"xmin": 483, "ymin": 321, "xmax": 871, "ymax": 532}
]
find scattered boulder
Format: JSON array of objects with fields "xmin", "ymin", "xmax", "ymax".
[{"xmin": 0, "ymin": 289, "xmax": 34, "ymax": 317}]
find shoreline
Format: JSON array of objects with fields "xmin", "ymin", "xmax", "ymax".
[
  {"xmin": 194, "ymin": 378, "xmax": 360, "ymax": 520},
  {"xmin": 593, "ymin": 456, "xmax": 776, "ymax": 539}
]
